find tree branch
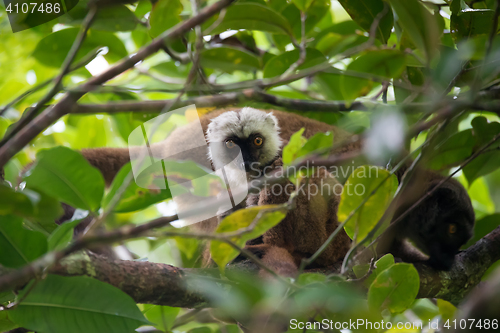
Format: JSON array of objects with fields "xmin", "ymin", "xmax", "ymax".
[
  {"xmin": 2, "ymin": 226, "xmax": 499, "ymax": 308},
  {"xmin": 67, "ymin": 89, "xmax": 366, "ymax": 114}
]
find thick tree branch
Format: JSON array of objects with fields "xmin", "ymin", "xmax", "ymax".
[
  {"xmin": 55, "ymin": 91, "xmax": 500, "ymax": 117},
  {"xmin": 2, "ymin": 226, "xmax": 499, "ymax": 308},
  {"xmin": 451, "ymin": 267, "xmax": 500, "ymax": 331}
]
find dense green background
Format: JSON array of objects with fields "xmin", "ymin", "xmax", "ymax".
[{"xmin": 1, "ymin": 0, "xmax": 500, "ymax": 332}]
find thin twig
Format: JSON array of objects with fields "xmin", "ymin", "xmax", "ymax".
[
  {"xmin": 281, "ymin": 11, "xmax": 307, "ymax": 78},
  {"xmin": 160, "ymin": 44, "xmax": 191, "ymax": 64},
  {"xmin": 136, "ymin": 68, "xmax": 186, "ymax": 85}
]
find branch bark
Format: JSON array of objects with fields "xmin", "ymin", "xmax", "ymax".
[{"xmin": 3, "ymin": 226, "xmax": 499, "ymax": 308}]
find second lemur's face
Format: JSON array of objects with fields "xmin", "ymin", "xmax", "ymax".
[
  {"xmin": 406, "ymin": 179, "xmax": 475, "ymax": 270},
  {"xmin": 206, "ymin": 108, "xmax": 282, "ymax": 175}
]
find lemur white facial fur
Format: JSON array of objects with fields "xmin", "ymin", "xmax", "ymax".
[{"xmin": 206, "ymin": 108, "xmax": 282, "ymax": 183}]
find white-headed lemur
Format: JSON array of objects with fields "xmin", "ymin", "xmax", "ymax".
[
  {"xmin": 205, "ymin": 108, "xmax": 282, "ymax": 217},
  {"xmin": 205, "ymin": 108, "xmax": 351, "ymax": 275}
]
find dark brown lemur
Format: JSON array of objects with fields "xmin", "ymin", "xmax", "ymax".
[
  {"xmin": 376, "ymin": 169, "xmax": 474, "ymax": 271},
  {"xmin": 58, "ymin": 107, "xmax": 473, "ymax": 272}
]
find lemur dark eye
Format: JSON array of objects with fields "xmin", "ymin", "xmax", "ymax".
[
  {"xmin": 448, "ymin": 224, "xmax": 457, "ymax": 234},
  {"xmin": 225, "ymin": 140, "xmax": 236, "ymax": 149},
  {"xmin": 253, "ymin": 137, "xmax": 263, "ymax": 146}
]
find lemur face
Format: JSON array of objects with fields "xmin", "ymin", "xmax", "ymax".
[
  {"xmin": 410, "ymin": 180, "xmax": 475, "ymax": 270},
  {"xmin": 206, "ymin": 108, "xmax": 282, "ymax": 175}
]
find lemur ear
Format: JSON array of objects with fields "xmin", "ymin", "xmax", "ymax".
[
  {"xmin": 428, "ymin": 182, "xmax": 458, "ymax": 210},
  {"xmin": 266, "ymin": 112, "xmax": 279, "ymax": 128}
]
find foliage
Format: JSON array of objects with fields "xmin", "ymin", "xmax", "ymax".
[{"xmin": 1, "ymin": 0, "xmax": 500, "ymax": 332}]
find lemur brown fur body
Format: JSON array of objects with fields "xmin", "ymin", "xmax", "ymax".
[{"xmin": 72, "ymin": 108, "xmax": 473, "ymax": 274}]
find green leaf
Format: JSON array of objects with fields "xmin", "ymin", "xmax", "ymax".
[
  {"xmin": 367, "ymin": 254, "xmax": 395, "ymax": 287},
  {"xmin": 466, "ymin": 177, "xmax": 495, "ymax": 219},
  {"xmin": 296, "ymin": 131, "xmax": 334, "ymax": 159},
  {"xmin": 341, "ymin": 49, "xmax": 406, "ymax": 100},
  {"xmin": 451, "ymin": 8, "xmax": 496, "ymax": 41},
  {"xmin": 338, "ymin": 0, "xmax": 394, "ymax": 43},
  {"xmin": 279, "ymin": 0, "xmax": 331, "ymax": 39},
  {"xmin": 316, "ymin": 33, "xmax": 366, "ymax": 57},
  {"xmin": 437, "ymin": 299, "xmax": 457, "ymax": 322},
  {"xmin": 339, "ymin": 166, "xmax": 398, "ymax": 243},
  {"xmin": 205, "ymin": 3, "xmax": 292, "ymax": 35},
  {"xmin": 315, "ymin": 72, "xmax": 344, "ymax": 100},
  {"xmin": 428, "ymin": 130, "xmax": 474, "ymax": 170},
  {"xmin": 282, "ymin": 128, "xmax": 306, "ymax": 165},
  {"xmin": 464, "ymin": 214, "xmax": 500, "ymax": 248},
  {"xmin": 263, "ymin": 48, "xmax": 326, "ymax": 78},
  {"xmin": 0, "ymin": 311, "xmax": 17, "ymax": 332},
  {"xmin": 135, "ymin": 0, "xmax": 153, "ymax": 18},
  {"xmin": 0, "ymin": 185, "xmax": 62, "ymax": 234},
  {"xmin": 200, "ymin": 46, "xmax": 261, "ymax": 73},
  {"xmin": 71, "ymin": 116, "xmax": 107, "ymax": 149},
  {"xmin": 0, "ymin": 215, "xmax": 47, "ymax": 268},
  {"xmin": 32, "ymin": 28, "xmax": 128, "ymax": 68},
  {"xmin": 0, "ymin": 184, "xmax": 36, "ymax": 217},
  {"xmin": 174, "ymin": 234, "xmax": 200, "ymax": 260},
  {"xmin": 60, "ymin": 3, "xmax": 138, "ymax": 32},
  {"xmin": 394, "ymin": 66, "xmax": 425, "ymax": 103},
  {"xmin": 368, "ymin": 263, "xmax": 420, "ymax": 313},
  {"xmin": 132, "ymin": 26, "xmax": 153, "ymax": 48},
  {"xmin": 149, "ymin": 0, "xmax": 183, "ymax": 38},
  {"xmin": 471, "ymin": 116, "xmax": 500, "ymax": 147},
  {"xmin": 28, "ymin": 190, "xmax": 64, "ymax": 232},
  {"xmin": 311, "ymin": 20, "xmax": 364, "ymax": 43},
  {"xmin": 143, "ymin": 304, "xmax": 180, "ymax": 331},
  {"xmin": 387, "ymin": 0, "xmax": 442, "ymax": 61},
  {"xmin": 281, "ymin": 130, "xmax": 334, "ymax": 166},
  {"xmin": 462, "ymin": 120, "xmax": 500, "ymax": 184},
  {"xmin": 93, "ymin": 6, "xmax": 138, "ymax": 32},
  {"xmin": 24, "ymin": 147, "xmax": 105, "ymax": 212},
  {"xmin": 150, "ymin": 61, "xmax": 191, "ymax": 78},
  {"xmin": 297, "ymin": 273, "xmax": 327, "ymax": 286},
  {"xmin": 210, "ymin": 206, "xmax": 286, "ymax": 269},
  {"xmin": 103, "ymin": 163, "xmax": 171, "ymax": 213},
  {"xmin": 292, "ymin": 0, "xmax": 314, "ymax": 12},
  {"xmin": 353, "ymin": 254, "xmax": 395, "ymax": 288},
  {"xmin": 9, "ymin": 275, "xmax": 150, "ymax": 333},
  {"xmin": 47, "ymin": 211, "xmax": 88, "ymax": 251}
]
